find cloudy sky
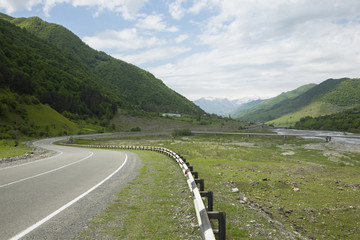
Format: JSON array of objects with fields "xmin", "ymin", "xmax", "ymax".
[{"xmin": 2, "ymin": 0, "xmax": 360, "ymax": 100}]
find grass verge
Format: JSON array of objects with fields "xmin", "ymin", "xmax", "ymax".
[
  {"xmin": 0, "ymin": 139, "xmax": 31, "ymax": 159},
  {"xmin": 77, "ymin": 150, "xmax": 200, "ymax": 240},
  {"xmin": 75, "ymin": 134, "xmax": 360, "ymax": 239}
]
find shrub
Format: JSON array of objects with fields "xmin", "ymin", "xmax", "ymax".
[
  {"xmin": 131, "ymin": 126, "xmax": 141, "ymax": 132},
  {"xmin": 172, "ymin": 128, "xmax": 192, "ymax": 137}
]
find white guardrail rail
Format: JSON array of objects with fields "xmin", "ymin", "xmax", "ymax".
[{"xmin": 67, "ymin": 143, "xmax": 225, "ymax": 240}]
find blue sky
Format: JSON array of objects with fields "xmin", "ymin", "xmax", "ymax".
[{"xmin": 2, "ymin": 0, "xmax": 360, "ymax": 101}]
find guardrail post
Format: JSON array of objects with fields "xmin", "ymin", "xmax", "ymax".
[
  {"xmin": 65, "ymin": 142, "xmax": 221, "ymax": 240},
  {"xmin": 195, "ymin": 179, "xmax": 204, "ymax": 191},
  {"xmin": 208, "ymin": 211, "xmax": 226, "ymax": 240},
  {"xmin": 186, "ymin": 162, "xmax": 194, "ymax": 171},
  {"xmin": 200, "ymin": 191, "xmax": 213, "ymax": 211}
]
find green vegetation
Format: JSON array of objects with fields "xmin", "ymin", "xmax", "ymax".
[
  {"xmin": 0, "ymin": 12, "xmax": 205, "ymax": 140},
  {"xmin": 0, "ymin": 139, "xmax": 31, "ymax": 159},
  {"xmin": 236, "ymin": 78, "xmax": 360, "ymax": 127},
  {"xmin": 230, "ymin": 99, "xmax": 268, "ymax": 119},
  {"xmin": 0, "ymin": 14, "xmax": 203, "ymax": 115},
  {"xmin": 294, "ymin": 106, "xmax": 360, "ymax": 132},
  {"xmin": 235, "ymin": 83, "xmax": 316, "ymax": 121},
  {"xmin": 73, "ymin": 134, "xmax": 360, "ymax": 239},
  {"xmin": 110, "ymin": 108, "xmax": 245, "ymax": 133},
  {"xmin": 0, "ymin": 88, "xmax": 78, "ymax": 138},
  {"xmin": 0, "ymin": 18, "xmax": 117, "ymax": 119},
  {"xmin": 78, "ymin": 151, "xmax": 199, "ymax": 240},
  {"xmin": 172, "ymin": 128, "xmax": 192, "ymax": 137},
  {"xmin": 130, "ymin": 126, "xmax": 141, "ymax": 132},
  {"xmin": 321, "ymin": 78, "xmax": 360, "ymax": 106},
  {"xmin": 25, "ymin": 104, "xmax": 78, "ymax": 135},
  {"xmin": 267, "ymin": 101, "xmax": 345, "ymax": 127}
]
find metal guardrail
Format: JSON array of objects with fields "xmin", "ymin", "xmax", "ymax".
[{"xmin": 66, "ymin": 143, "xmax": 226, "ymax": 240}]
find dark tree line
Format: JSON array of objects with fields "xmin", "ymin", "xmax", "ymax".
[{"xmin": 294, "ymin": 107, "xmax": 360, "ymax": 133}]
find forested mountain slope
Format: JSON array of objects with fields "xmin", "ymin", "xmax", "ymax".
[
  {"xmin": 0, "ymin": 18, "xmax": 116, "ymax": 119},
  {"xmin": 3, "ymin": 14, "xmax": 202, "ymax": 114},
  {"xmin": 235, "ymin": 83, "xmax": 317, "ymax": 121},
  {"xmin": 294, "ymin": 106, "xmax": 360, "ymax": 132},
  {"xmin": 236, "ymin": 77, "xmax": 360, "ymax": 127},
  {"xmin": 267, "ymin": 78, "xmax": 360, "ymax": 126}
]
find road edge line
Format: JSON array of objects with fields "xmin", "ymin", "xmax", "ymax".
[{"xmin": 9, "ymin": 153, "xmax": 128, "ymax": 240}]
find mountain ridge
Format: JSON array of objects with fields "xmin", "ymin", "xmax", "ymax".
[
  {"xmin": 0, "ymin": 12, "xmax": 204, "ymax": 138},
  {"xmin": 234, "ymin": 83, "xmax": 317, "ymax": 121},
  {"xmin": 233, "ymin": 78, "xmax": 360, "ymax": 127},
  {"xmin": 0, "ymin": 13, "xmax": 203, "ymax": 115},
  {"xmin": 193, "ymin": 97, "xmax": 262, "ymax": 116}
]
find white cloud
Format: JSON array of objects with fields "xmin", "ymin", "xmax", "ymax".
[
  {"xmin": 175, "ymin": 34, "xmax": 188, "ymax": 43},
  {"xmin": 188, "ymin": 0, "xmax": 217, "ymax": 14},
  {"xmin": 135, "ymin": 14, "xmax": 178, "ymax": 32},
  {"xmin": 3, "ymin": 0, "xmax": 360, "ymax": 100},
  {"xmin": 148, "ymin": 0, "xmax": 360, "ymax": 99},
  {"xmin": 0, "ymin": 0, "xmax": 148, "ymax": 19},
  {"xmin": 168, "ymin": 0, "xmax": 187, "ymax": 20},
  {"xmin": 115, "ymin": 46, "xmax": 191, "ymax": 65},
  {"xmin": 0, "ymin": 0, "xmax": 43, "ymax": 14},
  {"xmin": 82, "ymin": 28, "xmax": 166, "ymax": 51}
]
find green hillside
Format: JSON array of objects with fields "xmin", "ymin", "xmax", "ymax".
[
  {"xmin": 294, "ymin": 106, "xmax": 360, "ymax": 132},
  {"xmin": 236, "ymin": 78, "xmax": 360, "ymax": 127},
  {"xmin": 0, "ymin": 12, "xmax": 204, "ymax": 139},
  {"xmin": 0, "ymin": 89, "xmax": 78, "ymax": 138},
  {"xmin": 5, "ymin": 15, "xmax": 202, "ymax": 114},
  {"xmin": 321, "ymin": 78, "xmax": 360, "ymax": 106},
  {"xmin": 268, "ymin": 78, "xmax": 360, "ymax": 126},
  {"xmin": 230, "ymin": 99, "xmax": 268, "ymax": 118},
  {"xmin": 0, "ymin": 17, "xmax": 118, "ymax": 119},
  {"xmin": 25, "ymin": 104, "xmax": 78, "ymax": 135},
  {"xmin": 267, "ymin": 101, "xmax": 345, "ymax": 127},
  {"xmin": 236, "ymin": 83, "xmax": 316, "ymax": 121}
]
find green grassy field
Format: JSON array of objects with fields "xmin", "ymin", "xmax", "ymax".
[
  {"xmin": 78, "ymin": 151, "xmax": 200, "ymax": 240},
  {"xmin": 0, "ymin": 139, "xmax": 31, "ymax": 159},
  {"xmin": 74, "ymin": 133, "xmax": 360, "ymax": 239}
]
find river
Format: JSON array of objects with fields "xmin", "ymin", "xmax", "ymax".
[{"xmin": 273, "ymin": 128, "xmax": 360, "ymax": 145}]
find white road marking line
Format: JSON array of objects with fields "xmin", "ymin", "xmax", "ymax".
[
  {"xmin": 0, "ymin": 150, "xmax": 64, "ymax": 171},
  {"xmin": 0, "ymin": 152, "xmax": 94, "ymax": 188},
  {"xmin": 9, "ymin": 154, "xmax": 128, "ymax": 240}
]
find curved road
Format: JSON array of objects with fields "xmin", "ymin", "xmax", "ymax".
[{"xmin": 0, "ymin": 137, "xmax": 141, "ymax": 240}]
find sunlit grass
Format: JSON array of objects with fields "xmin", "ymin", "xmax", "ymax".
[
  {"xmin": 74, "ymin": 134, "xmax": 360, "ymax": 239},
  {"xmin": 0, "ymin": 139, "xmax": 31, "ymax": 159},
  {"xmin": 78, "ymin": 151, "xmax": 200, "ymax": 240}
]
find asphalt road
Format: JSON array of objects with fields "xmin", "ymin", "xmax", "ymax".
[{"xmin": 0, "ymin": 137, "xmax": 142, "ymax": 240}]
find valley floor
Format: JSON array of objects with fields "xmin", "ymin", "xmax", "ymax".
[{"xmin": 71, "ymin": 132, "xmax": 360, "ymax": 239}]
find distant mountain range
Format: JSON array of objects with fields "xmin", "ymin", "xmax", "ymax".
[
  {"xmin": 193, "ymin": 97, "xmax": 261, "ymax": 116},
  {"xmin": 196, "ymin": 77, "xmax": 360, "ymax": 129}
]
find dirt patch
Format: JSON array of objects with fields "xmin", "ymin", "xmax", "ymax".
[
  {"xmin": 303, "ymin": 143, "xmax": 328, "ymax": 151},
  {"xmin": 327, "ymin": 141, "xmax": 360, "ymax": 153},
  {"xmin": 281, "ymin": 151, "xmax": 295, "ymax": 156}
]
